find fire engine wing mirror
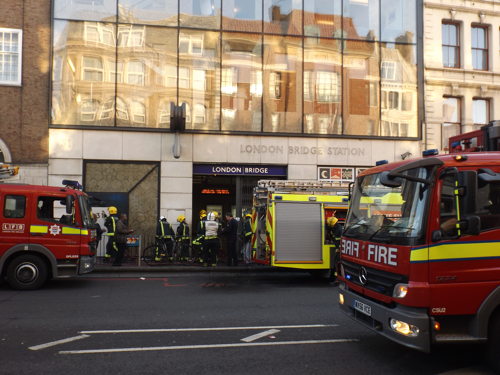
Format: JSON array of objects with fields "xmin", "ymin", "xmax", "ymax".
[
  {"xmin": 459, "ymin": 215, "xmax": 481, "ymax": 236},
  {"xmin": 380, "ymin": 171, "xmax": 403, "ymax": 187},
  {"xmin": 478, "ymin": 169, "xmax": 500, "ymax": 183},
  {"xmin": 65, "ymin": 195, "xmax": 74, "ymax": 214}
]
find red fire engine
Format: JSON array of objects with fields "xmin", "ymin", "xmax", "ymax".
[
  {"xmin": 338, "ymin": 151, "xmax": 500, "ymax": 372},
  {"xmin": 0, "ymin": 170, "xmax": 96, "ymax": 289},
  {"xmin": 449, "ymin": 120, "xmax": 500, "ymax": 153}
]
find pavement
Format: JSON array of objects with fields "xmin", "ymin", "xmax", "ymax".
[{"xmin": 93, "ymin": 261, "xmax": 278, "ymax": 273}]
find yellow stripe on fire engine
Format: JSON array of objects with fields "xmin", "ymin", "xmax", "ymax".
[
  {"xmin": 62, "ymin": 227, "xmax": 83, "ymax": 235},
  {"xmin": 30, "ymin": 225, "xmax": 48, "ymax": 234},
  {"xmin": 411, "ymin": 241, "xmax": 500, "ymax": 263},
  {"xmin": 81, "ymin": 229, "xmax": 89, "ymax": 235}
]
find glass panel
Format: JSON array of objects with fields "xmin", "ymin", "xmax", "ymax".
[
  {"xmin": 380, "ymin": 0, "xmax": 416, "ymax": 43},
  {"xmin": 118, "ymin": 0, "xmax": 177, "ymax": 26},
  {"xmin": 221, "ymin": 32, "xmax": 262, "ymax": 132},
  {"xmin": 442, "ymin": 123, "xmax": 460, "ymax": 149},
  {"xmin": 343, "ymin": 0, "xmax": 379, "ymax": 41},
  {"xmin": 263, "ymin": 0, "xmax": 302, "ymax": 35},
  {"xmin": 304, "ymin": 0, "xmax": 341, "ymax": 38},
  {"xmin": 178, "ymin": 29, "xmax": 220, "ymax": 130},
  {"xmin": 343, "ymin": 40, "xmax": 379, "ymax": 136},
  {"xmin": 443, "ymin": 97, "xmax": 459, "ymax": 123},
  {"xmin": 473, "ymin": 99, "xmax": 488, "ymax": 124},
  {"xmin": 180, "ymin": 0, "xmax": 221, "ymax": 29},
  {"xmin": 303, "ymin": 37, "xmax": 342, "ymax": 134},
  {"xmin": 54, "ymin": 0, "xmax": 117, "ymax": 22},
  {"xmin": 52, "ymin": 20, "xmax": 116, "ymax": 126},
  {"xmin": 472, "ymin": 27, "xmax": 486, "ymax": 48},
  {"xmin": 117, "ymin": 26, "xmax": 177, "ymax": 128},
  {"xmin": 223, "ymin": 0, "xmax": 262, "ymax": 33},
  {"xmin": 263, "ymin": 35, "xmax": 302, "ymax": 133},
  {"xmin": 380, "ymin": 43, "xmax": 417, "ymax": 137}
]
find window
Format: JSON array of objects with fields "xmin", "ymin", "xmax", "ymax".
[
  {"xmin": 381, "ymin": 61, "xmax": 396, "ymax": 80},
  {"xmin": 118, "ymin": 25, "xmax": 144, "ymax": 47},
  {"xmin": 303, "ymin": 71, "xmax": 312, "ymax": 101},
  {"xmin": 193, "ymin": 103, "xmax": 206, "ymax": 124},
  {"xmin": 4, "ymin": 195, "xmax": 25, "ymax": 218},
  {"xmin": 316, "ymin": 71, "xmax": 340, "ymax": 102},
  {"xmin": 193, "ymin": 69, "xmax": 206, "ymax": 91},
  {"xmin": 179, "ymin": 34, "xmax": 204, "ymax": 55},
  {"xmin": 127, "ymin": 61, "xmax": 145, "ymax": 85},
  {"xmin": 37, "ymin": 196, "xmax": 72, "ymax": 223},
  {"xmin": 131, "ymin": 101, "xmax": 146, "ymax": 124},
  {"xmin": 0, "ymin": 28, "xmax": 22, "ymax": 85},
  {"xmin": 388, "ymin": 91, "xmax": 399, "ymax": 109},
  {"xmin": 80, "ymin": 99, "xmax": 100, "ymax": 121},
  {"xmin": 221, "ymin": 67, "xmax": 237, "ymax": 95},
  {"xmin": 442, "ymin": 96, "xmax": 461, "ymax": 149},
  {"xmin": 179, "ymin": 67, "xmax": 190, "ymax": 88},
  {"xmin": 440, "ymin": 174, "xmax": 458, "ymax": 238},
  {"xmin": 442, "ymin": 22, "xmax": 460, "ymax": 68},
  {"xmin": 269, "ymin": 72, "xmax": 281, "ymax": 99},
  {"xmin": 82, "ymin": 56, "xmax": 104, "ymax": 81},
  {"xmin": 472, "ymin": 25, "xmax": 488, "ymax": 70},
  {"xmin": 84, "ymin": 23, "xmax": 114, "ymax": 45},
  {"xmin": 476, "ymin": 177, "xmax": 500, "ymax": 231},
  {"xmin": 473, "ymin": 98, "xmax": 489, "ymax": 125}
]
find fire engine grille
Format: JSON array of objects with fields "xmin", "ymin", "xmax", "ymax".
[{"xmin": 341, "ymin": 259, "xmax": 408, "ymax": 296}]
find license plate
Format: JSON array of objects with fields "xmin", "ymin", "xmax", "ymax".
[{"xmin": 354, "ymin": 300, "xmax": 372, "ymax": 316}]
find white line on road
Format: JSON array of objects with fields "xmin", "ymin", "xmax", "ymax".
[
  {"xmin": 59, "ymin": 338, "xmax": 359, "ymax": 355},
  {"xmin": 80, "ymin": 324, "xmax": 338, "ymax": 335},
  {"xmin": 241, "ymin": 329, "xmax": 280, "ymax": 343},
  {"xmin": 29, "ymin": 335, "xmax": 90, "ymax": 351}
]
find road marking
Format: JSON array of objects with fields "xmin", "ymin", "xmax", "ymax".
[
  {"xmin": 29, "ymin": 335, "xmax": 90, "ymax": 351},
  {"xmin": 241, "ymin": 329, "xmax": 280, "ymax": 342},
  {"xmin": 59, "ymin": 339, "xmax": 359, "ymax": 355},
  {"xmin": 80, "ymin": 324, "xmax": 337, "ymax": 334}
]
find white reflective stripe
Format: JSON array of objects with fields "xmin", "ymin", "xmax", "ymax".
[
  {"xmin": 241, "ymin": 329, "xmax": 280, "ymax": 342},
  {"xmin": 29, "ymin": 335, "xmax": 90, "ymax": 351}
]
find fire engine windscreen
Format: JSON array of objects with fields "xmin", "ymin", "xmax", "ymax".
[
  {"xmin": 343, "ymin": 167, "xmax": 434, "ymax": 246},
  {"xmin": 78, "ymin": 195, "xmax": 93, "ymax": 228}
]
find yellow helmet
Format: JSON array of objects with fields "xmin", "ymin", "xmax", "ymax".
[
  {"xmin": 327, "ymin": 216, "xmax": 338, "ymax": 227},
  {"xmin": 108, "ymin": 206, "xmax": 118, "ymax": 215},
  {"xmin": 245, "ymin": 213, "xmax": 252, "ymax": 219},
  {"xmin": 199, "ymin": 209, "xmax": 207, "ymax": 218},
  {"xmin": 177, "ymin": 215, "xmax": 186, "ymax": 223}
]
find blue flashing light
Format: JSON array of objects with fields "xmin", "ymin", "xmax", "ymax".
[
  {"xmin": 375, "ymin": 160, "xmax": 388, "ymax": 166},
  {"xmin": 450, "ymin": 141, "xmax": 461, "ymax": 148},
  {"xmin": 342, "ymin": 198, "xmax": 349, "ymax": 202},
  {"xmin": 422, "ymin": 149, "xmax": 439, "ymax": 157},
  {"xmin": 62, "ymin": 179, "xmax": 83, "ymax": 190}
]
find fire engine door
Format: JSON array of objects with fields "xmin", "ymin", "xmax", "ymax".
[{"xmin": 31, "ymin": 195, "xmax": 81, "ymax": 259}]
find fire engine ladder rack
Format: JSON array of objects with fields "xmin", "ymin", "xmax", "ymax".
[
  {"xmin": 255, "ymin": 179, "xmax": 350, "ymax": 195},
  {"xmin": 0, "ymin": 165, "xmax": 19, "ymax": 182}
]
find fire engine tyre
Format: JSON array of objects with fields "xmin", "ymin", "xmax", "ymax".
[
  {"xmin": 487, "ymin": 312, "xmax": 500, "ymax": 373},
  {"xmin": 5, "ymin": 254, "xmax": 49, "ymax": 290}
]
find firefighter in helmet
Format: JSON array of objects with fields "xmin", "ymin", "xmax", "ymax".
[
  {"xmin": 104, "ymin": 206, "xmax": 118, "ymax": 260},
  {"xmin": 156, "ymin": 216, "xmax": 175, "ymax": 261},
  {"xmin": 176, "ymin": 215, "xmax": 190, "ymax": 261},
  {"xmin": 203, "ymin": 211, "xmax": 220, "ymax": 266},
  {"xmin": 242, "ymin": 213, "xmax": 253, "ymax": 264},
  {"xmin": 192, "ymin": 209, "xmax": 207, "ymax": 263}
]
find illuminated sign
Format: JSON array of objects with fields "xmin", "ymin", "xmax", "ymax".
[
  {"xmin": 201, "ymin": 189, "xmax": 231, "ymax": 195},
  {"xmin": 193, "ymin": 164, "xmax": 287, "ymax": 176},
  {"xmin": 318, "ymin": 167, "xmax": 369, "ymax": 182}
]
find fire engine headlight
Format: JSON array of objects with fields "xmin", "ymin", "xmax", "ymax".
[
  {"xmin": 390, "ymin": 318, "xmax": 419, "ymax": 337},
  {"xmin": 339, "ymin": 293, "xmax": 345, "ymax": 305},
  {"xmin": 393, "ymin": 284, "xmax": 408, "ymax": 299}
]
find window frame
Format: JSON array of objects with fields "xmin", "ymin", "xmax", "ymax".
[
  {"xmin": 472, "ymin": 97, "xmax": 490, "ymax": 126},
  {"xmin": 442, "ymin": 95, "xmax": 462, "ymax": 149},
  {"xmin": 0, "ymin": 28, "xmax": 23, "ymax": 86},
  {"xmin": 442, "ymin": 21, "xmax": 460, "ymax": 69},
  {"xmin": 471, "ymin": 24, "xmax": 488, "ymax": 71}
]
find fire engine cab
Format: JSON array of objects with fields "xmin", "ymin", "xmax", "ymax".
[
  {"xmin": 252, "ymin": 179, "xmax": 349, "ymax": 278},
  {"xmin": 0, "ymin": 170, "xmax": 95, "ymax": 289},
  {"xmin": 337, "ymin": 152, "xmax": 500, "ymax": 372}
]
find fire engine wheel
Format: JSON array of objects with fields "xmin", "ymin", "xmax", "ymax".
[
  {"xmin": 6, "ymin": 254, "xmax": 49, "ymax": 290},
  {"xmin": 487, "ymin": 311, "xmax": 500, "ymax": 373}
]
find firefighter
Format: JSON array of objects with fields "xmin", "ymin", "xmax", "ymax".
[
  {"xmin": 242, "ymin": 213, "xmax": 253, "ymax": 264},
  {"xmin": 326, "ymin": 214, "xmax": 343, "ymax": 277},
  {"xmin": 104, "ymin": 206, "xmax": 118, "ymax": 261},
  {"xmin": 176, "ymin": 215, "xmax": 190, "ymax": 261},
  {"xmin": 156, "ymin": 216, "xmax": 174, "ymax": 261},
  {"xmin": 192, "ymin": 210, "xmax": 207, "ymax": 263},
  {"xmin": 203, "ymin": 211, "xmax": 220, "ymax": 267}
]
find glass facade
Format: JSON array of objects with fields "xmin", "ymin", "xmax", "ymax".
[{"xmin": 51, "ymin": 0, "xmax": 420, "ymax": 138}]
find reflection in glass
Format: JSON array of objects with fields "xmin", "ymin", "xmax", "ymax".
[
  {"xmin": 118, "ymin": 0, "xmax": 177, "ymax": 26},
  {"xmin": 303, "ymin": 37, "xmax": 342, "ymax": 134},
  {"xmin": 52, "ymin": 20, "xmax": 117, "ymax": 126},
  {"xmin": 180, "ymin": 0, "xmax": 221, "ymax": 29},
  {"xmin": 263, "ymin": 35, "xmax": 302, "ymax": 133},
  {"xmin": 304, "ymin": 0, "xmax": 341, "ymax": 38},
  {"xmin": 221, "ymin": 33, "xmax": 262, "ymax": 132},
  {"xmin": 380, "ymin": 0, "xmax": 416, "ymax": 43},
  {"xmin": 473, "ymin": 99, "xmax": 488, "ymax": 125},
  {"xmin": 264, "ymin": 0, "xmax": 302, "ymax": 35},
  {"xmin": 178, "ymin": 29, "xmax": 220, "ymax": 130},
  {"xmin": 343, "ymin": 0, "xmax": 379, "ymax": 41},
  {"xmin": 54, "ymin": 0, "xmax": 117, "ymax": 22},
  {"xmin": 117, "ymin": 26, "xmax": 177, "ymax": 128},
  {"xmin": 342, "ymin": 40, "xmax": 379, "ymax": 136},
  {"xmin": 380, "ymin": 43, "xmax": 417, "ymax": 137},
  {"xmin": 442, "ymin": 97, "xmax": 460, "ymax": 149},
  {"xmin": 223, "ymin": 0, "xmax": 262, "ymax": 33}
]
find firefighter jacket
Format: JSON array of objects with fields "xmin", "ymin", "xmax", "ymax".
[
  {"xmin": 104, "ymin": 215, "xmax": 118, "ymax": 237},
  {"xmin": 204, "ymin": 219, "xmax": 219, "ymax": 239},
  {"xmin": 156, "ymin": 220, "xmax": 174, "ymax": 239},
  {"xmin": 193, "ymin": 218, "xmax": 206, "ymax": 245},
  {"xmin": 176, "ymin": 221, "xmax": 190, "ymax": 240},
  {"xmin": 243, "ymin": 219, "xmax": 252, "ymax": 243}
]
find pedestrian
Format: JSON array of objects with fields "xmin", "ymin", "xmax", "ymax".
[
  {"xmin": 156, "ymin": 216, "xmax": 174, "ymax": 261},
  {"xmin": 104, "ymin": 206, "xmax": 118, "ymax": 261},
  {"xmin": 222, "ymin": 212, "xmax": 239, "ymax": 266},
  {"xmin": 176, "ymin": 215, "xmax": 190, "ymax": 261},
  {"xmin": 113, "ymin": 213, "xmax": 133, "ymax": 266},
  {"xmin": 192, "ymin": 210, "xmax": 207, "ymax": 264},
  {"xmin": 242, "ymin": 213, "xmax": 253, "ymax": 264},
  {"xmin": 203, "ymin": 211, "xmax": 220, "ymax": 267},
  {"xmin": 91, "ymin": 212, "xmax": 103, "ymax": 251}
]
